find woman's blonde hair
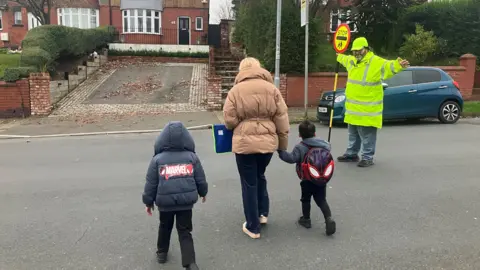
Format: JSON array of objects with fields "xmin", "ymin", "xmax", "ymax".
[{"xmin": 238, "ymin": 57, "xmax": 261, "ymax": 71}]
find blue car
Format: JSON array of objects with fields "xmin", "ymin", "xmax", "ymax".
[{"xmin": 317, "ymin": 67, "xmax": 464, "ymax": 124}]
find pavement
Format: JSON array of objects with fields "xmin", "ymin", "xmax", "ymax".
[
  {"xmin": 0, "ymin": 108, "xmax": 316, "ymax": 137},
  {"xmin": 1, "ymin": 122, "xmax": 480, "ymax": 269},
  {"xmin": 0, "ymin": 112, "xmax": 221, "ymax": 136}
]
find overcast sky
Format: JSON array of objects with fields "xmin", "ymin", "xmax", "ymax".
[{"xmin": 209, "ymin": 0, "xmax": 233, "ymax": 24}]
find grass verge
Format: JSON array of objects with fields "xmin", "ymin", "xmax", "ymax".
[
  {"xmin": 463, "ymin": 101, "xmax": 480, "ymax": 117},
  {"xmin": 0, "ymin": 54, "xmax": 21, "ymax": 79}
]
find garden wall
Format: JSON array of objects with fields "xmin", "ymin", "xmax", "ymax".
[
  {"xmin": 285, "ymin": 54, "xmax": 477, "ymax": 107},
  {"xmin": 0, "ymin": 75, "xmax": 50, "ymax": 118}
]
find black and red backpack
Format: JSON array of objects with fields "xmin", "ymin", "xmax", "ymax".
[{"xmin": 295, "ymin": 143, "xmax": 335, "ymax": 185}]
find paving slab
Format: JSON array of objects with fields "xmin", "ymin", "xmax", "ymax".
[{"xmin": 86, "ymin": 64, "xmax": 194, "ymax": 105}]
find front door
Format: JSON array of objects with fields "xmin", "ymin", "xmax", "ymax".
[{"xmin": 178, "ymin": 17, "xmax": 190, "ymax": 45}]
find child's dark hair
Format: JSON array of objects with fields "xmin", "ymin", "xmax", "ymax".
[{"xmin": 299, "ymin": 120, "xmax": 316, "ymax": 139}]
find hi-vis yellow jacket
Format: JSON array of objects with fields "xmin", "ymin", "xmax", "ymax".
[{"xmin": 337, "ymin": 51, "xmax": 404, "ymax": 129}]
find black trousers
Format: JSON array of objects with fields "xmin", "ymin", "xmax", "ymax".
[
  {"xmin": 157, "ymin": 210, "xmax": 195, "ymax": 267},
  {"xmin": 300, "ymin": 181, "xmax": 332, "ymax": 220},
  {"xmin": 235, "ymin": 153, "xmax": 273, "ymax": 234}
]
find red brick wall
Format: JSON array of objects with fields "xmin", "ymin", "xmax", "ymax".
[
  {"xmin": 284, "ymin": 54, "xmax": 477, "ymax": 107},
  {"xmin": 29, "ymin": 73, "xmax": 51, "ymax": 116},
  {"xmin": 0, "ymin": 79, "xmax": 30, "ymax": 117},
  {"xmin": 286, "ymin": 73, "xmax": 348, "ymax": 107},
  {"xmin": 99, "ymin": 5, "xmax": 121, "ymax": 28},
  {"xmin": 0, "ymin": 5, "xmax": 28, "ymax": 47}
]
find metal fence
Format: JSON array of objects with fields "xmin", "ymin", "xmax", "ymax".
[{"xmin": 111, "ymin": 27, "xmax": 208, "ymax": 45}]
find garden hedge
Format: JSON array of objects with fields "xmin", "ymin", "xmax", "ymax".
[
  {"xmin": 20, "ymin": 25, "xmax": 116, "ymax": 74},
  {"xmin": 397, "ymin": 0, "xmax": 480, "ymax": 58},
  {"xmin": 3, "ymin": 66, "xmax": 37, "ymax": 82}
]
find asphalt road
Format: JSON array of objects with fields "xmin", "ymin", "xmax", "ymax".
[{"xmin": 1, "ymin": 122, "xmax": 480, "ymax": 270}]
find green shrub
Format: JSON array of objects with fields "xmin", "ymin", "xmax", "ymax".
[
  {"xmin": 20, "ymin": 25, "xmax": 116, "ymax": 73},
  {"xmin": 397, "ymin": 0, "xmax": 480, "ymax": 58},
  {"xmin": 234, "ymin": 0, "xmax": 323, "ymax": 74},
  {"xmin": 108, "ymin": 49, "xmax": 208, "ymax": 58},
  {"xmin": 399, "ymin": 24, "xmax": 438, "ymax": 65},
  {"xmin": 3, "ymin": 66, "xmax": 37, "ymax": 82}
]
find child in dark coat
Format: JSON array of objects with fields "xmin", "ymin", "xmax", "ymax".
[
  {"xmin": 142, "ymin": 121, "xmax": 208, "ymax": 270},
  {"xmin": 277, "ymin": 120, "xmax": 336, "ymax": 236}
]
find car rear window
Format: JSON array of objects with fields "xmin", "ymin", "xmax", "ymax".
[
  {"xmin": 414, "ymin": 70, "xmax": 442, "ymax": 84},
  {"xmin": 385, "ymin": 70, "xmax": 413, "ymax": 87}
]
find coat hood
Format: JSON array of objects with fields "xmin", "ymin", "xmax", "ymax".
[
  {"xmin": 302, "ymin": 137, "xmax": 331, "ymax": 151},
  {"xmin": 234, "ymin": 67, "xmax": 274, "ymax": 85},
  {"xmin": 154, "ymin": 121, "xmax": 195, "ymax": 155}
]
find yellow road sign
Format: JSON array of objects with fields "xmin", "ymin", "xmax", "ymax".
[{"xmin": 333, "ymin": 24, "xmax": 352, "ymax": 53}]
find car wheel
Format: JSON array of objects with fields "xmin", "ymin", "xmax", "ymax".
[{"xmin": 438, "ymin": 101, "xmax": 461, "ymax": 124}]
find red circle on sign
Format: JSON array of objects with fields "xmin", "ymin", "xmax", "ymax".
[{"xmin": 333, "ymin": 23, "xmax": 352, "ymax": 54}]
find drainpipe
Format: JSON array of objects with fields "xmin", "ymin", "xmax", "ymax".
[{"xmin": 109, "ymin": 0, "xmax": 112, "ymax": 25}]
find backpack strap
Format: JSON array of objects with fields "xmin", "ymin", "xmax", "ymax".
[{"xmin": 301, "ymin": 141, "xmax": 312, "ymax": 149}]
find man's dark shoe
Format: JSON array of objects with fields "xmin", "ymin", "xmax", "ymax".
[
  {"xmin": 337, "ymin": 154, "xmax": 360, "ymax": 162},
  {"xmin": 325, "ymin": 217, "xmax": 336, "ymax": 236},
  {"xmin": 186, "ymin": 263, "xmax": 199, "ymax": 270},
  {"xmin": 156, "ymin": 252, "xmax": 167, "ymax": 264},
  {"xmin": 357, "ymin": 159, "xmax": 374, "ymax": 167},
  {"xmin": 298, "ymin": 216, "xmax": 312, "ymax": 229}
]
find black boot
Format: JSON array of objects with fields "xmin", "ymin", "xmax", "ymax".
[
  {"xmin": 297, "ymin": 216, "xmax": 312, "ymax": 229},
  {"xmin": 337, "ymin": 154, "xmax": 360, "ymax": 162},
  {"xmin": 186, "ymin": 263, "xmax": 199, "ymax": 270},
  {"xmin": 156, "ymin": 251, "xmax": 167, "ymax": 264},
  {"xmin": 325, "ymin": 217, "xmax": 336, "ymax": 236}
]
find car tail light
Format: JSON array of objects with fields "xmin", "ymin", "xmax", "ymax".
[{"xmin": 453, "ymin": 80, "xmax": 460, "ymax": 90}]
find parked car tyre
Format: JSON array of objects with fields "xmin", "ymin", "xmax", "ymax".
[{"xmin": 438, "ymin": 100, "xmax": 461, "ymax": 124}]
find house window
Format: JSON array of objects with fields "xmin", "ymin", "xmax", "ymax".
[
  {"xmin": 0, "ymin": 11, "xmax": 3, "ymax": 30},
  {"xmin": 14, "ymin": 11, "xmax": 22, "ymax": 25},
  {"xmin": 195, "ymin": 17, "xmax": 203, "ymax": 31},
  {"xmin": 28, "ymin": 12, "xmax": 42, "ymax": 30},
  {"xmin": 122, "ymin": 9, "xmax": 161, "ymax": 34},
  {"xmin": 12, "ymin": 7, "xmax": 23, "ymax": 25},
  {"xmin": 330, "ymin": 9, "xmax": 357, "ymax": 33},
  {"xmin": 57, "ymin": 8, "xmax": 99, "ymax": 29}
]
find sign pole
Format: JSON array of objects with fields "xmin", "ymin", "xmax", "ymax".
[
  {"xmin": 304, "ymin": 0, "xmax": 309, "ymax": 118},
  {"xmin": 329, "ymin": 24, "xmax": 351, "ymax": 142},
  {"xmin": 273, "ymin": 0, "xmax": 282, "ymax": 88},
  {"xmin": 327, "ymin": 62, "xmax": 340, "ymax": 142}
]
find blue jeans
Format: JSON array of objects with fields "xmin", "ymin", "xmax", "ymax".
[
  {"xmin": 235, "ymin": 153, "xmax": 273, "ymax": 234},
  {"xmin": 345, "ymin": 124, "xmax": 378, "ymax": 160}
]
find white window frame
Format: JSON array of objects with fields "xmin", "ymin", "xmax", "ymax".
[
  {"xmin": 122, "ymin": 9, "xmax": 162, "ymax": 35},
  {"xmin": 28, "ymin": 12, "xmax": 42, "ymax": 30},
  {"xmin": 330, "ymin": 8, "xmax": 357, "ymax": 33},
  {"xmin": 195, "ymin": 17, "xmax": 203, "ymax": 31},
  {"xmin": 14, "ymin": 10, "xmax": 22, "ymax": 25},
  {"xmin": 57, "ymin": 8, "xmax": 99, "ymax": 29},
  {"xmin": 0, "ymin": 11, "xmax": 3, "ymax": 30}
]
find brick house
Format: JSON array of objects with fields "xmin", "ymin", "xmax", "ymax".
[
  {"xmin": 113, "ymin": 0, "xmax": 209, "ymax": 45},
  {"xmin": 323, "ymin": 0, "xmax": 357, "ymax": 36},
  {"xmin": 0, "ymin": 0, "xmax": 209, "ymax": 47}
]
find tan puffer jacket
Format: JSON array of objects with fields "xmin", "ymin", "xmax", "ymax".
[{"xmin": 223, "ymin": 67, "xmax": 290, "ymax": 154}]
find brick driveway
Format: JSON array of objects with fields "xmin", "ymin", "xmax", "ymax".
[{"xmin": 51, "ymin": 62, "xmax": 208, "ymax": 117}]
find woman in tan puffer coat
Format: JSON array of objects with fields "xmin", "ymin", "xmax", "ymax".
[{"xmin": 223, "ymin": 57, "xmax": 290, "ymax": 239}]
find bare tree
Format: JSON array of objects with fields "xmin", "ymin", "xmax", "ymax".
[
  {"xmin": 218, "ymin": 0, "xmax": 235, "ymax": 21},
  {"xmin": 10, "ymin": 0, "xmax": 52, "ymax": 25}
]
